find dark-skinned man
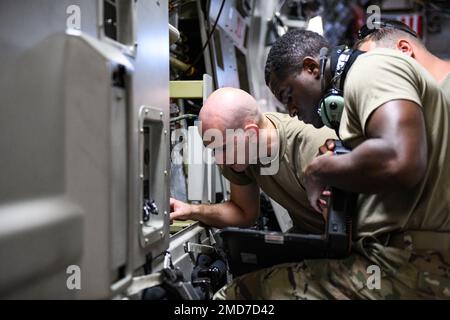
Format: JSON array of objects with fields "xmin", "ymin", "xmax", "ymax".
[{"xmin": 215, "ymin": 29, "xmax": 450, "ymax": 300}]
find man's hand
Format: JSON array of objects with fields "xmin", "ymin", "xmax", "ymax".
[
  {"xmin": 168, "ymin": 182, "xmax": 260, "ymax": 228},
  {"xmin": 305, "ymin": 153, "xmax": 333, "ymax": 214},
  {"xmin": 170, "ymin": 198, "xmax": 193, "ymax": 221},
  {"xmin": 318, "ymin": 139, "xmax": 336, "ymax": 155}
]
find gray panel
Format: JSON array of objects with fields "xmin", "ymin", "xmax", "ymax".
[
  {"xmin": 0, "ymin": 0, "xmax": 170, "ymax": 299},
  {"xmin": 111, "ymin": 87, "xmax": 128, "ymax": 273},
  {"xmin": 0, "ymin": 197, "xmax": 83, "ymax": 298},
  {"xmin": 0, "ymin": 0, "xmax": 101, "ymax": 204},
  {"xmin": 3, "ymin": 270, "xmax": 77, "ymax": 300},
  {"xmin": 129, "ymin": 0, "xmax": 170, "ymax": 272},
  {"xmin": 0, "ymin": 0, "xmax": 99, "ymax": 299},
  {"xmin": 209, "ymin": 0, "xmax": 252, "ymax": 90},
  {"xmin": 0, "ymin": 33, "xmax": 66, "ymax": 203},
  {"xmin": 0, "ymin": 0, "xmax": 98, "ymax": 49},
  {"xmin": 63, "ymin": 31, "xmax": 132, "ymax": 298},
  {"xmin": 137, "ymin": 106, "xmax": 168, "ymax": 248},
  {"xmin": 245, "ymin": 0, "xmax": 284, "ymax": 112}
]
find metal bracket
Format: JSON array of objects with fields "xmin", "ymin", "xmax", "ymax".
[
  {"xmin": 164, "ymin": 251, "xmax": 175, "ymax": 270},
  {"xmin": 126, "ymin": 272, "xmax": 163, "ymax": 297},
  {"xmin": 185, "ymin": 242, "xmax": 215, "ymax": 255}
]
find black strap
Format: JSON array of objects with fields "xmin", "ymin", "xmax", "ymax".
[
  {"xmin": 330, "ymin": 47, "xmax": 365, "ymax": 91},
  {"xmin": 339, "ymin": 49, "xmax": 365, "ymax": 90}
]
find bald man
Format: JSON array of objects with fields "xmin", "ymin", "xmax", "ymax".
[
  {"xmin": 170, "ymin": 87, "xmax": 336, "ymax": 234},
  {"xmin": 355, "ymin": 20, "xmax": 450, "ymax": 99}
]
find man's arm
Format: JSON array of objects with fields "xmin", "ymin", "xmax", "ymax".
[
  {"xmin": 306, "ymin": 100, "xmax": 428, "ymax": 212},
  {"xmin": 170, "ymin": 182, "xmax": 260, "ymax": 228}
]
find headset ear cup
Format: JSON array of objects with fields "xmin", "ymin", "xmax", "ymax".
[
  {"xmin": 319, "ymin": 93, "xmax": 332, "ymax": 128},
  {"xmin": 320, "ymin": 90, "xmax": 345, "ymax": 130}
]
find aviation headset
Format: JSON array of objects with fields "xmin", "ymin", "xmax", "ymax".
[{"xmin": 317, "ymin": 45, "xmax": 362, "ymax": 136}]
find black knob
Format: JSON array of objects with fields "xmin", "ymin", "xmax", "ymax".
[{"xmin": 143, "ymin": 199, "xmax": 159, "ymax": 222}]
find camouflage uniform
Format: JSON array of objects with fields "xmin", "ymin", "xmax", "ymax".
[{"xmin": 214, "ymin": 234, "xmax": 450, "ymax": 300}]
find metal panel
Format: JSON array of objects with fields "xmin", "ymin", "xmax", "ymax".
[
  {"xmin": 0, "ymin": 197, "xmax": 83, "ymax": 299},
  {"xmin": 110, "ymin": 87, "xmax": 128, "ymax": 277},
  {"xmin": 209, "ymin": 0, "xmax": 252, "ymax": 90},
  {"xmin": 137, "ymin": 106, "xmax": 168, "ymax": 249},
  {"xmin": 246, "ymin": 0, "xmax": 286, "ymax": 113},
  {"xmin": 98, "ymin": 0, "xmax": 138, "ymax": 56},
  {"xmin": 0, "ymin": 0, "xmax": 170, "ymax": 299},
  {"xmin": 128, "ymin": 0, "xmax": 170, "ymax": 278},
  {"xmin": 63, "ymin": 31, "xmax": 133, "ymax": 298},
  {"xmin": 0, "ymin": 0, "xmax": 99, "ymax": 299}
]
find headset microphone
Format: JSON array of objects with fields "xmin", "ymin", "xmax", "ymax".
[{"xmin": 319, "ymin": 47, "xmax": 329, "ymax": 93}]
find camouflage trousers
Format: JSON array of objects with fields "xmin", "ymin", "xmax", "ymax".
[{"xmin": 214, "ymin": 240, "xmax": 450, "ymax": 300}]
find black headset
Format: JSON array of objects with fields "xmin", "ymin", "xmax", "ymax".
[
  {"xmin": 357, "ymin": 20, "xmax": 418, "ymax": 40},
  {"xmin": 317, "ymin": 45, "xmax": 357, "ymax": 136}
]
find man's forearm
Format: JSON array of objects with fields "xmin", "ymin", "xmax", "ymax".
[
  {"xmin": 190, "ymin": 201, "xmax": 255, "ymax": 228},
  {"xmin": 309, "ymin": 138, "xmax": 409, "ymax": 193}
]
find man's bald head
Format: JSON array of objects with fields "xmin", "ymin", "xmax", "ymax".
[{"xmin": 199, "ymin": 87, "xmax": 263, "ymax": 134}]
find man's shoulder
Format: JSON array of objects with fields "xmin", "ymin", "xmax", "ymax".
[
  {"xmin": 345, "ymin": 48, "xmax": 429, "ymax": 99},
  {"xmin": 441, "ymin": 73, "xmax": 450, "ymax": 93},
  {"xmin": 264, "ymin": 112, "xmax": 297, "ymax": 125},
  {"xmin": 264, "ymin": 112, "xmax": 335, "ymax": 142},
  {"xmin": 264, "ymin": 112, "xmax": 312, "ymax": 134},
  {"xmin": 353, "ymin": 48, "xmax": 420, "ymax": 74}
]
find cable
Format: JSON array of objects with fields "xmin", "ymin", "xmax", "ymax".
[
  {"xmin": 170, "ymin": 114, "xmax": 198, "ymax": 122},
  {"xmin": 175, "ymin": 0, "xmax": 226, "ymax": 79},
  {"xmin": 276, "ymin": 0, "xmax": 287, "ymax": 13},
  {"xmin": 185, "ymin": 99, "xmax": 202, "ymax": 109}
]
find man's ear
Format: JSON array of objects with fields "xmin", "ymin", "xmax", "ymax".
[
  {"xmin": 397, "ymin": 39, "xmax": 415, "ymax": 58},
  {"xmin": 303, "ymin": 57, "xmax": 321, "ymax": 79},
  {"xmin": 244, "ymin": 123, "xmax": 259, "ymax": 138}
]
